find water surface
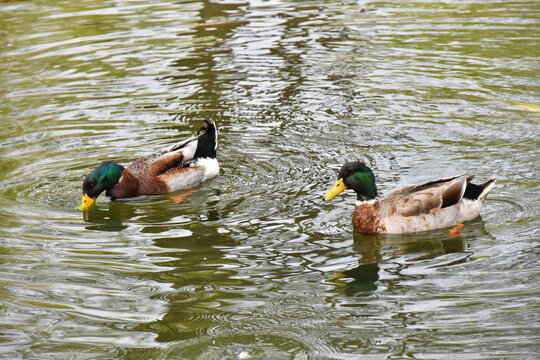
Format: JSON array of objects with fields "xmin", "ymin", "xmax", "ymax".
[{"xmin": 0, "ymin": 0, "xmax": 539, "ymax": 359}]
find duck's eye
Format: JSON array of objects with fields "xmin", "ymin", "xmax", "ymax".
[{"xmin": 89, "ymin": 182, "xmax": 96, "ymax": 187}]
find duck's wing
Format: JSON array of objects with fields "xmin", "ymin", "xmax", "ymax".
[
  {"xmin": 126, "ymin": 133, "xmax": 203, "ymax": 178},
  {"xmin": 126, "ymin": 121, "xmax": 218, "ymax": 191},
  {"xmin": 156, "ymin": 133, "xmax": 202, "ymax": 161},
  {"xmin": 384, "ymin": 174, "xmax": 468, "ymax": 217}
]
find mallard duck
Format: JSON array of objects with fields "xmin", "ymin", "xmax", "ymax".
[
  {"xmin": 78, "ymin": 121, "xmax": 219, "ymax": 210},
  {"xmin": 324, "ymin": 162, "xmax": 495, "ymax": 234}
]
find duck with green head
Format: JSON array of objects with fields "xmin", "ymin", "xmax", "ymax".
[
  {"xmin": 324, "ymin": 161, "xmax": 495, "ymax": 234},
  {"xmin": 79, "ymin": 121, "xmax": 218, "ymax": 210}
]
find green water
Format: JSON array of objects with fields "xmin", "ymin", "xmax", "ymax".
[{"xmin": 1, "ymin": 0, "xmax": 539, "ymax": 359}]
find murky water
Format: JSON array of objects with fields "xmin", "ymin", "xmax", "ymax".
[{"xmin": 1, "ymin": 0, "xmax": 539, "ymax": 359}]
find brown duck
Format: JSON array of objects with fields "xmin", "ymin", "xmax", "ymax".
[
  {"xmin": 78, "ymin": 121, "xmax": 218, "ymax": 210},
  {"xmin": 324, "ymin": 162, "xmax": 496, "ymax": 234}
]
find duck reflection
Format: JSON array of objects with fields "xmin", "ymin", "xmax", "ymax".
[
  {"xmin": 328, "ymin": 262, "xmax": 380, "ymax": 294},
  {"xmin": 330, "ymin": 218, "xmax": 491, "ymax": 294},
  {"xmin": 81, "ymin": 188, "xmax": 222, "ymax": 231},
  {"xmin": 83, "ymin": 189, "xmax": 237, "ymax": 344},
  {"xmin": 81, "ymin": 200, "xmax": 134, "ymax": 231},
  {"xmin": 356, "ymin": 230, "xmax": 467, "ymax": 263}
]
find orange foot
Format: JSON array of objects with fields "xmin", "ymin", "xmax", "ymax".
[
  {"xmin": 169, "ymin": 187, "xmax": 197, "ymax": 203},
  {"xmin": 449, "ymin": 223, "xmax": 464, "ymax": 237}
]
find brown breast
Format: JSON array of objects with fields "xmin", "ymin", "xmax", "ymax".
[
  {"xmin": 352, "ymin": 201, "xmax": 386, "ymax": 234},
  {"xmin": 106, "ymin": 169, "xmax": 167, "ymax": 199}
]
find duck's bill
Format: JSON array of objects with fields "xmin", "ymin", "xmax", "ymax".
[
  {"xmin": 78, "ymin": 194, "xmax": 96, "ymax": 211},
  {"xmin": 324, "ymin": 178, "xmax": 346, "ymax": 201}
]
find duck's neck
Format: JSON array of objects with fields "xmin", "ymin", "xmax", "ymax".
[{"xmin": 351, "ymin": 173, "xmax": 378, "ymax": 201}]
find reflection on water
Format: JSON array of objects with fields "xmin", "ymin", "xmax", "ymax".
[
  {"xmin": 328, "ymin": 262, "xmax": 380, "ymax": 294},
  {"xmin": 0, "ymin": 0, "xmax": 539, "ymax": 358},
  {"xmin": 330, "ymin": 223, "xmax": 484, "ymax": 295},
  {"xmin": 82, "ymin": 201, "xmax": 133, "ymax": 231}
]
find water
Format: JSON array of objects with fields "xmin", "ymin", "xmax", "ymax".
[{"xmin": 1, "ymin": 0, "xmax": 539, "ymax": 359}]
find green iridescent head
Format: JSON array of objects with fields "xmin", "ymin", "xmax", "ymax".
[
  {"xmin": 324, "ymin": 162, "xmax": 378, "ymax": 201},
  {"xmin": 78, "ymin": 162, "xmax": 124, "ymax": 210}
]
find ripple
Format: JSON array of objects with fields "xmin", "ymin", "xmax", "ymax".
[
  {"xmin": 170, "ymin": 331, "xmax": 336, "ymax": 360},
  {"xmin": 489, "ymin": 195, "xmax": 537, "ymax": 229}
]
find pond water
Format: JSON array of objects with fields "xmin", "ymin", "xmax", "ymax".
[{"xmin": 0, "ymin": 0, "xmax": 538, "ymax": 359}]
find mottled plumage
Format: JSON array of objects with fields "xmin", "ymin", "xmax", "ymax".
[
  {"xmin": 78, "ymin": 121, "xmax": 218, "ymax": 210},
  {"xmin": 324, "ymin": 162, "xmax": 495, "ymax": 234}
]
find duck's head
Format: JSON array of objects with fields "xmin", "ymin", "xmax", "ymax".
[
  {"xmin": 324, "ymin": 162, "xmax": 378, "ymax": 202},
  {"xmin": 78, "ymin": 162, "xmax": 124, "ymax": 211}
]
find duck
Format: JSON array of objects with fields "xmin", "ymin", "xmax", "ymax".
[
  {"xmin": 324, "ymin": 162, "xmax": 495, "ymax": 234},
  {"xmin": 78, "ymin": 121, "xmax": 219, "ymax": 211}
]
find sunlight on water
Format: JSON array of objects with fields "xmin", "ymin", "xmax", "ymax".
[{"xmin": 0, "ymin": 0, "xmax": 538, "ymax": 358}]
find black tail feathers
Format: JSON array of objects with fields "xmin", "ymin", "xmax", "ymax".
[
  {"xmin": 464, "ymin": 177, "xmax": 496, "ymax": 200},
  {"xmin": 194, "ymin": 121, "xmax": 218, "ymax": 159}
]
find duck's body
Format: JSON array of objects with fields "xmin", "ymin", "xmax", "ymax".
[
  {"xmin": 79, "ymin": 121, "xmax": 218, "ymax": 210},
  {"xmin": 325, "ymin": 162, "xmax": 495, "ymax": 234}
]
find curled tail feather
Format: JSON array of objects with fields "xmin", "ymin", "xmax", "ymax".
[
  {"xmin": 478, "ymin": 179, "xmax": 496, "ymax": 201},
  {"xmin": 194, "ymin": 121, "xmax": 218, "ymax": 160},
  {"xmin": 464, "ymin": 178, "xmax": 496, "ymax": 202}
]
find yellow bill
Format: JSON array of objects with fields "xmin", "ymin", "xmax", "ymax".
[
  {"xmin": 324, "ymin": 178, "xmax": 347, "ymax": 201},
  {"xmin": 78, "ymin": 194, "xmax": 96, "ymax": 211}
]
